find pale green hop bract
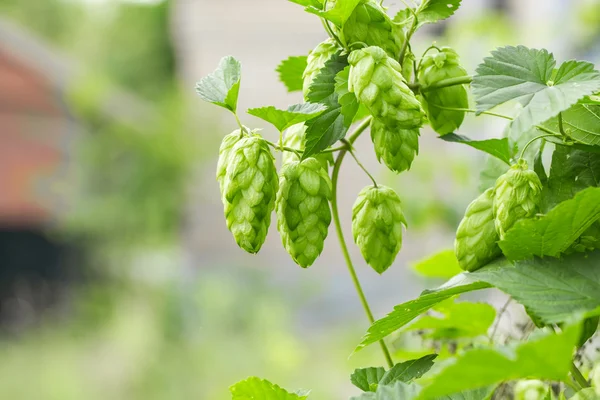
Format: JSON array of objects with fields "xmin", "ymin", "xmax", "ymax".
[
  {"xmin": 418, "ymin": 47, "xmax": 469, "ymax": 135},
  {"xmin": 493, "ymin": 159, "xmax": 542, "ymax": 239},
  {"xmin": 348, "ymin": 46, "xmax": 425, "ymax": 130},
  {"xmin": 454, "ymin": 188, "xmax": 502, "ymax": 272},
  {"xmin": 303, "ymin": 38, "xmax": 339, "ymax": 99},
  {"xmin": 216, "ymin": 129, "xmax": 244, "ymax": 194},
  {"xmin": 352, "ymin": 185, "xmax": 406, "ymax": 274},
  {"xmin": 276, "ymin": 157, "xmax": 332, "ymax": 268},
  {"xmin": 370, "ymin": 118, "xmax": 419, "ymax": 173},
  {"xmin": 335, "ymin": 0, "xmax": 405, "ymax": 59},
  {"xmin": 222, "ymin": 134, "xmax": 278, "ymax": 254},
  {"xmin": 282, "ymin": 123, "xmax": 333, "ymax": 170}
]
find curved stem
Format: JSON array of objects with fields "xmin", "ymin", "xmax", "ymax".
[
  {"xmin": 342, "ymin": 139, "xmax": 378, "ymax": 187},
  {"xmin": 234, "ymin": 113, "xmax": 248, "ymax": 135},
  {"xmin": 425, "ymin": 104, "xmax": 513, "ymax": 121},
  {"xmin": 264, "ymin": 140, "xmax": 302, "ymax": 158},
  {"xmin": 331, "ymin": 118, "xmax": 394, "ymax": 368},
  {"xmin": 519, "ymin": 134, "xmax": 560, "ymax": 160},
  {"xmin": 420, "ymin": 75, "xmax": 473, "ymax": 92}
]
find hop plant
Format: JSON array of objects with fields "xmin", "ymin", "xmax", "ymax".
[
  {"xmin": 454, "ymin": 188, "xmax": 502, "ymax": 272},
  {"xmin": 282, "ymin": 123, "xmax": 333, "ymax": 170},
  {"xmin": 418, "ymin": 47, "xmax": 469, "ymax": 135},
  {"xmin": 217, "ymin": 128, "xmax": 246, "ymax": 194},
  {"xmin": 493, "ymin": 159, "xmax": 543, "ymax": 239},
  {"xmin": 336, "ymin": 0, "xmax": 405, "ymax": 59},
  {"xmin": 303, "ymin": 38, "xmax": 339, "ymax": 98},
  {"xmin": 370, "ymin": 118, "xmax": 419, "ymax": 173},
  {"xmin": 352, "ymin": 185, "xmax": 407, "ymax": 274},
  {"xmin": 221, "ymin": 133, "xmax": 278, "ymax": 254},
  {"xmin": 276, "ymin": 158, "xmax": 332, "ymax": 268},
  {"xmin": 348, "ymin": 46, "xmax": 425, "ymax": 130}
]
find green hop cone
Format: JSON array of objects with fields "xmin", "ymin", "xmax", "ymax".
[
  {"xmin": 418, "ymin": 47, "xmax": 469, "ymax": 135},
  {"xmin": 348, "ymin": 46, "xmax": 425, "ymax": 130},
  {"xmin": 352, "ymin": 185, "xmax": 407, "ymax": 274},
  {"xmin": 222, "ymin": 133, "xmax": 278, "ymax": 254},
  {"xmin": 370, "ymin": 118, "xmax": 419, "ymax": 173},
  {"xmin": 514, "ymin": 380, "xmax": 550, "ymax": 400},
  {"xmin": 282, "ymin": 123, "xmax": 333, "ymax": 170},
  {"xmin": 303, "ymin": 38, "xmax": 339, "ymax": 99},
  {"xmin": 454, "ymin": 188, "xmax": 502, "ymax": 272},
  {"xmin": 216, "ymin": 129, "xmax": 243, "ymax": 191},
  {"xmin": 338, "ymin": 0, "xmax": 405, "ymax": 58},
  {"xmin": 493, "ymin": 159, "xmax": 542, "ymax": 239},
  {"xmin": 276, "ymin": 158, "xmax": 332, "ymax": 268}
]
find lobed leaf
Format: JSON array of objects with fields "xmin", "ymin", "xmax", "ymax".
[
  {"xmin": 196, "ymin": 56, "xmax": 242, "ymax": 112},
  {"xmin": 247, "ymin": 103, "xmax": 326, "ymax": 132},
  {"xmin": 544, "ymin": 103, "xmax": 600, "ymax": 146},
  {"xmin": 499, "ymin": 187, "xmax": 600, "ymax": 260},
  {"xmin": 472, "ymin": 46, "xmax": 600, "ymax": 136},
  {"xmin": 230, "ymin": 377, "xmax": 309, "ymax": 399},
  {"xmin": 378, "ymin": 355, "xmax": 438, "ymax": 387},
  {"xmin": 440, "ymin": 134, "xmax": 511, "ymax": 165},
  {"xmin": 351, "ymin": 367, "xmax": 386, "ymax": 392},
  {"xmin": 305, "ymin": 0, "xmax": 362, "ymax": 26},
  {"xmin": 277, "ymin": 56, "xmax": 308, "ymax": 92},
  {"xmin": 350, "ymin": 382, "xmax": 421, "ymax": 400},
  {"xmin": 394, "ymin": 0, "xmax": 462, "ymax": 29}
]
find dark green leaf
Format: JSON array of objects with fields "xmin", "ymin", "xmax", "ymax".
[
  {"xmin": 499, "ymin": 187, "xmax": 600, "ymax": 260},
  {"xmin": 305, "ymin": 0, "xmax": 361, "ymax": 26},
  {"xmin": 379, "ymin": 355, "xmax": 438, "ymax": 386},
  {"xmin": 415, "ymin": 0, "xmax": 463, "ymax": 27},
  {"xmin": 412, "ymin": 249, "xmax": 462, "ymax": 279},
  {"xmin": 351, "ymin": 367, "xmax": 386, "ymax": 392},
  {"xmin": 351, "ymin": 382, "xmax": 421, "ymax": 400},
  {"xmin": 577, "ymin": 316, "xmax": 599, "ymax": 347},
  {"xmin": 472, "ymin": 46, "xmax": 600, "ymax": 136},
  {"xmin": 544, "ymin": 104, "xmax": 600, "ymax": 146},
  {"xmin": 247, "ymin": 103, "xmax": 326, "ymax": 132},
  {"xmin": 195, "ymin": 56, "xmax": 242, "ymax": 112},
  {"xmin": 440, "ymin": 133, "xmax": 511, "ymax": 165},
  {"xmin": 334, "ymin": 66, "xmax": 360, "ymax": 126},
  {"xmin": 533, "ymin": 142, "xmax": 548, "ymax": 185},
  {"xmin": 277, "ymin": 56, "xmax": 308, "ymax": 92},
  {"xmin": 303, "ymin": 52, "xmax": 355, "ymax": 158},
  {"xmin": 417, "ymin": 321, "xmax": 582, "ymax": 398},
  {"xmin": 230, "ymin": 377, "xmax": 309, "ymax": 399}
]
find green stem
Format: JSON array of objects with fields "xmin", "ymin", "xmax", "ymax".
[
  {"xmin": 331, "ymin": 117, "xmax": 394, "ymax": 369},
  {"xmin": 424, "ymin": 104, "xmax": 513, "ymax": 121},
  {"xmin": 342, "ymin": 139, "xmax": 378, "ymax": 187},
  {"xmin": 398, "ymin": 14, "xmax": 418, "ymax": 66},
  {"xmin": 519, "ymin": 134, "xmax": 560, "ymax": 160},
  {"xmin": 571, "ymin": 362, "xmax": 590, "ymax": 389},
  {"xmin": 420, "ymin": 75, "xmax": 473, "ymax": 92},
  {"xmin": 264, "ymin": 140, "xmax": 302, "ymax": 159}
]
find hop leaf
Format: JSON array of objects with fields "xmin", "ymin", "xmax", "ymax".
[
  {"xmin": 282, "ymin": 123, "xmax": 333, "ymax": 170},
  {"xmin": 348, "ymin": 46, "xmax": 425, "ymax": 130},
  {"xmin": 454, "ymin": 188, "xmax": 502, "ymax": 272},
  {"xmin": 222, "ymin": 133, "xmax": 279, "ymax": 254},
  {"xmin": 418, "ymin": 47, "xmax": 469, "ymax": 135},
  {"xmin": 303, "ymin": 38, "xmax": 339, "ymax": 99},
  {"xmin": 352, "ymin": 185, "xmax": 407, "ymax": 274},
  {"xmin": 276, "ymin": 158, "xmax": 332, "ymax": 268},
  {"xmin": 370, "ymin": 118, "xmax": 419, "ymax": 173},
  {"xmin": 493, "ymin": 159, "xmax": 543, "ymax": 239}
]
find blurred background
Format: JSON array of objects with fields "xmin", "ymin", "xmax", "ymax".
[{"xmin": 0, "ymin": 0, "xmax": 599, "ymax": 398}]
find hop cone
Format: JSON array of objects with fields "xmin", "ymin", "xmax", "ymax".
[
  {"xmin": 282, "ymin": 123, "xmax": 333, "ymax": 170},
  {"xmin": 493, "ymin": 159, "xmax": 542, "ymax": 239},
  {"xmin": 370, "ymin": 118, "xmax": 419, "ymax": 173},
  {"xmin": 222, "ymin": 134, "xmax": 278, "ymax": 254},
  {"xmin": 514, "ymin": 381, "xmax": 550, "ymax": 400},
  {"xmin": 352, "ymin": 185, "xmax": 406, "ymax": 274},
  {"xmin": 454, "ymin": 188, "xmax": 501, "ymax": 272},
  {"xmin": 217, "ymin": 129, "xmax": 245, "ymax": 194},
  {"xmin": 418, "ymin": 47, "xmax": 469, "ymax": 135},
  {"xmin": 337, "ymin": 0, "xmax": 405, "ymax": 59},
  {"xmin": 276, "ymin": 158, "xmax": 332, "ymax": 268},
  {"xmin": 348, "ymin": 46, "xmax": 425, "ymax": 130},
  {"xmin": 303, "ymin": 38, "xmax": 339, "ymax": 99}
]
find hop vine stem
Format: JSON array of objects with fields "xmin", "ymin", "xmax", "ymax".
[{"xmin": 331, "ymin": 117, "xmax": 394, "ymax": 369}]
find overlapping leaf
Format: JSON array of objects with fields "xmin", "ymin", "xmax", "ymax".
[
  {"xmin": 305, "ymin": 0, "xmax": 362, "ymax": 26},
  {"xmin": 277, "ymin": 56, "xmax": 308, "ymax": 92},
  {"xmin": 545, "ymin": 103, "xmax": 600, "ymax": 146},
  {"xmin": 351, "ymin": 368, "xmax": 386, "ymax": 392},
  {"xmin": 196, "ymin": 56, "xmax": 242, "ymax": 112},
  {"xmin": 248, "ymin": 103, "xmax": 326, "ymax": 132},
  {"xmin": 412, "ymin": 249, "xmax": 462, "ymax": 279},
  {"xmin": 440, "ymin": 134, "xmax": 511, "ymax": 165},
  {"xmin": 230, "ymin": 377, "xmax": 309, "ymax": 399},
  {"xmin": 394, "ymin": 0, "xmax": 462, "ymax": 28}
]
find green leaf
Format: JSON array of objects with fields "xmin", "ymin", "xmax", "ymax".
[
  {"xmin": 354, "ymin": 275, "xmax": 491, "ymax": 353},
  {"xmin": 303, "ymin": 52, "xmax": 356, "ymax": 158},
  {"xmin": 196, "ymin": 56, "xmax": 242, "ymax": 113},
  {"xmin": 472, "ymin": 46, "xmax": 600, "ymax": 136},
  {"xmin": 247, "ymin": 103, "xmax": 326, "ymax": 132},
  {"xmin": 569, "ymin": 388, "xmax": 600, "ymax": 400},
  {"xmin": 288, "ymin": 0, "xmax": 322, "ymax": 7},
  {"xmin": 533, "ymin": 143, "xmax": 548, "ymax": 186},
  {"xmin": 578, "ymin": 316, "xmax": 599, "ymax": 347},
  {"xmin": 305, "ymin": 0, "xmax": 362, "ymax": 26},
  {"xmin": 379, "ymin": 355, "xmax": 438, "ymax": 387},
  {"xmin": 351, "ymin": 367, "xmax": 386, "ymax": 392},
  {"xmin": 403, "ymin": 301, "xmax": 496, "ymax": 340},
  {"xmin": 415, "ymin": 0, "xmax": 463, "ymax": 27},
  {"xmin": 440, "ymin": 134, "xmax": 511, "ymax": 165},
  {"xmin": 499, "ymin": 187, "xmax": 600, "ymax": 260},
  {"xmin": 334, "ymin": 66, "xmax": 360, "ymax": 126},
  {"xmin": 417, "ymin": 321, "xmax": 582, "ymax": 399},
  {"xmin": 545, "ymin": 104, "xmax": 600, "ymax": 146},
  {"xmin": 436, "ymin": 387, "xmax": 496, "ymax": 400},
  {"xmin": 277, "ymin": 56, "xmax": 308, "ymax": 93},
  {"xmin": 230, "ymin": 377, "xmax": 308, "ymax": 399},
  {"xmin": 412, "ymin": 249, "xmax": 462, "ymax": 279},
  {"xmin": 351, "ymin": 382, "xmax": 421, "ymax": 400}
]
